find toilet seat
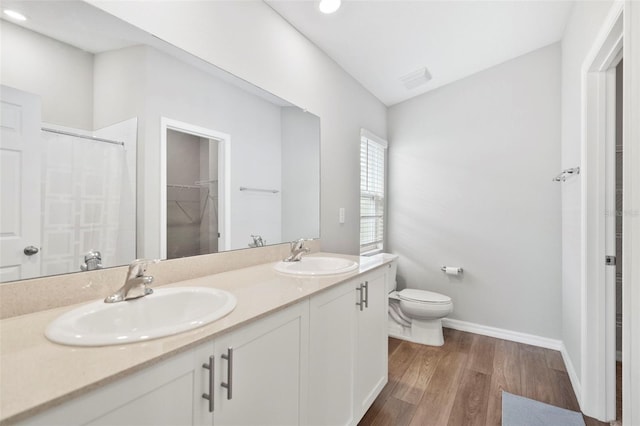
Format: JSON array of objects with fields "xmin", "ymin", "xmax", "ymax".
[{"xmin": 398, "ymin": 289, "xmax": 451, "ymax": 304}]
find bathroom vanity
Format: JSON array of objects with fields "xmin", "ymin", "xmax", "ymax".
[{"xmin": 0, "ymin": 254, "xmax": 393, "ymax": 426}]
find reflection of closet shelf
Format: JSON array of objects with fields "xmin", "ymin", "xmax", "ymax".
[
  {"xmin": 239, "ymin": 186, "xmax": 279, "ymax": 194},
  {"xmin": 168, "ymin": 184, "xmax": 200, "ymax": 190},
  {"xmin": 168, "ymin": 180, "xmax": 218, "ymax": 190},
  {"xmin": 167, "ymin": 182, "xmax": 219, "ymax": 224},
  {"xmin": 195, "ymin": 179, "xmax": 218, "ymax": 186}
]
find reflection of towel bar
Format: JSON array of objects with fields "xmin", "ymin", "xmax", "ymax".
[
  {"xmin": 553, "ymin": 167, "xmax": 580, "ymax": 182},
  {"xmin": 239, "ymin": 187, "xmax": 279, "ymax": 194},
  {"xmin": 42, "ymin": 127, "xmax": 125, "ymax": 146}
]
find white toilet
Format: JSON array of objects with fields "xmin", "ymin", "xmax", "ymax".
[{"xmin": 383, "ymin": 254, "xmax": 453, "ymax": 346}]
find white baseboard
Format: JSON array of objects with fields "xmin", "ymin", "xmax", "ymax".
[
  {"xmin": 441, "ymin": 318, "xmax": 563, "ymax": 351},
  {"xmin": 440, "ymin": 318, "xmax": 583, "ymax": 404}
]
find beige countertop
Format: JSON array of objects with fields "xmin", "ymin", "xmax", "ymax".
[{"xmin": 0, "ymin": 253, "xmax": 392, "ymax": 425}]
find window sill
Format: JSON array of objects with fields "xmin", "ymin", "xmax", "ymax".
[{"xmin": 360, "ymin": 248, "xmax": 383, "ymax": 257}]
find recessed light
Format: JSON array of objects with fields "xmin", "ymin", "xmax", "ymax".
[
  {"xmin": 3, "ymin": 9, "xmax": 27, "ymax": 21},
  {"xmin": 319, "ymin": 0, "xmax": 341, "ymax": 14}
]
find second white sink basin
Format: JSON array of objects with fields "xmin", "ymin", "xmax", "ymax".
[
  {"xmin": 45, "ymin": 287, "xmax": 237, "ymax": 346},
  {"xmin": 274, "ymin": 256, "xmax": 358, "ymax": 276}
]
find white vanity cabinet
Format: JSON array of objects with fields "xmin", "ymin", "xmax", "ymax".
[
  {"xmin": 15, "ymin": 264, "xmax": 391, "ymax": 426},
  {"xmin": 308, "ymin": 267, "xmax": 388, "ymax": 426},
  {"xmin": 354, "ymin": 268, "xmax": 388, "ymax": 419},
  {"xmin": 18, "ymin": 301, "xmax": 308, "ymax": 426},
  {"xmin": 308, "ymin": 275, "xmax": 358, "ymax": 426},
  {"xmin": 210, "ymin": 300, "xmax": 309, "ymax": 426},
  {"xmin": 19, "ymin": 343, "xmax": 212, "ymax": 426}
]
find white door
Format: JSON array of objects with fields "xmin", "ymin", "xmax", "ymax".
[{"xmin": 0, "ymin": 85, "xmax": 42, "ymax": 282}]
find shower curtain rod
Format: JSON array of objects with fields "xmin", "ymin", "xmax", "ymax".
[{"xmin": 41, "ymin": 127, "xmax": 125, "ymax": 146}]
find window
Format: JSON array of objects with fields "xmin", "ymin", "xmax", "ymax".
[{"xmin": 360, "ymin": 129, "xmax": 387, "ymax": 255}]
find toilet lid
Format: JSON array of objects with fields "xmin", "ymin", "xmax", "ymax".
[{"xmin": 398, "ymin": 289, "xmax": 451, "ymax": 304}]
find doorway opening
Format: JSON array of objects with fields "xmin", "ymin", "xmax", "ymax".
[
  {"xmin": 613, "ymin": 59, "xmax": 623, "ymax": 425},
  {"xmin": 160, "ymin": 118, "xmax": 231, "ymax": 259}
]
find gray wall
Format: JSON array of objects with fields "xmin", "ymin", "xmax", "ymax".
[
  {"xmin": 281, "ymin": 107, "xmax": 320, "ymax": 242},
  {"xmin": 93, "ymin": 45, "xmax": 283, "ymax": 255},
  {"xmin": 1, "ymin": 21, "xmax": 94, "ymax": 130},
  {"xmin": 90, "ymin": 0, "xmax": 388, "ymax": 255},
  {"xmin": 387, "ymin": 44, "xmax": 562, "ymax": 339}
]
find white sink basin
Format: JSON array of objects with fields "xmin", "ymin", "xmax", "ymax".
[
  {"xmin": 274, "ymin": 257, "xmax": 358, "ymax": 276},
  {"xmin": 45, "ymin": 287, "xmax": 237, "ymax": 346}
]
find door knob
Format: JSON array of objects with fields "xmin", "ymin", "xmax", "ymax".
[{"xmin": 24, "ymin": 246, "xmax": 39, "ymax": 256}]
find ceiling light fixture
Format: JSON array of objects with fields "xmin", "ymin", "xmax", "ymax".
[
  {"xmin": 3, "ymin": 9, "xmax": 27, "ymax": 21},
  {"xmin": 319, "ymin": 0, "xmax": 341, "ymax": 14}
]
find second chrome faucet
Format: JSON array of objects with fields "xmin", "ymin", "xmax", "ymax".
[
  {"xmin": 284, "ymin": 238, "xmax": 311, "ymax": 262},
  {"xmin": 104, "ymin": 259, "xmax": 160, "ymax": 303}
]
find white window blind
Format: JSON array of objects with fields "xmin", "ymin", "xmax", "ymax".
[{"xmin": 360, "ymin": 131, "xmax": 387, "ymax": 255}]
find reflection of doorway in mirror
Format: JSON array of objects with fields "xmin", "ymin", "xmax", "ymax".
[
  {"xmin": 161, "ymin": 119, "xmax": 230, "ymax": 260},
  {"xmin": 166, "ymin": 130, "xmax": 218, "ymax": 258}
]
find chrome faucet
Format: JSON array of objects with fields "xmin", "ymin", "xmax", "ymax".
[
  {"xmin": 104, "ymin": 259, "xmax": 160, "ymax": 303},
  {"xmin": 80, "ymin": 250, "xmax": 103, "ymax": 271},
  {"xmin": 284, "ymin": 238, "xmax": 310, "ymax": 262},
  {"xmin": 250, "ymin": 234, "xmax": 265, "ymax": 247}
]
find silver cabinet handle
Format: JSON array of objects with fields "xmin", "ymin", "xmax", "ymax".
[
  {"xmin": 363, "ymin": 281, "xmax": 369, "ymax": 308},
  {"xmin": 356, "ymin": 284, "xmax": 364, "ymax": 311},
  {"xmin": 23, "ymin": 246, "xmax": 39, "ymax": 256},
  {"xmin": 202, "ymin": 355, "xmax": 215, "ymax": 412},
  {"xmin": 221, "ymin": 347, "xmax": 233, "ymax": 400}
]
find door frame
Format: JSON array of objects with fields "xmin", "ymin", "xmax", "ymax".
[
  {"xmin": 622, "ymin": 2, "xmax": 640, "ymax": 425},
  {"xmin": 580, "ymin": 2, "xmax": 622, "ymax": 421},
  {"xmin": 160, "ymin": 118, "xmax": 231, "ymax": 258}
]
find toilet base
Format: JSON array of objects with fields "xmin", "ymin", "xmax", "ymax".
[{"xmin": 387, "ymin": 317, "xmax": 445, "ymax": 346}]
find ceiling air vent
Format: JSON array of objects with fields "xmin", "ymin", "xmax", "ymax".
[{"xmin": 399, "ymin": 67, "xmax": 432, "ymax": 90}]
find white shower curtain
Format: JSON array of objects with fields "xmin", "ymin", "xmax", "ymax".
[{"xmin": 40, "ymin": 131, "xmax": 125, "ymax": 276}]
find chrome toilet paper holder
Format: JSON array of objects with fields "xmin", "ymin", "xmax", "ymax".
[{"xmin": 441, "ymin": 266, "xmax": 463, "ymax": 274}]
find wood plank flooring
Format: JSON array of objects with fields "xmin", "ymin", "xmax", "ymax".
[
  {"xmin": 359, "ymin": 329, "xmax": 609, "ymax": 426},
  {"xmin": 617, "ymin": 361, "xmax": 622, "ymax": 423}
]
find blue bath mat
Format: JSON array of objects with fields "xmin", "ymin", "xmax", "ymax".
[{"xmin": 502, "ymin": 391, "xmax": 585, "ymax": 426}]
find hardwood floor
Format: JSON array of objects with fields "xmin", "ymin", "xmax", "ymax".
[
  {"xmin": 359, "ymin": 330, "xmax": 609, "ymax": 426},
  {"xmin": 617, "ymin": 361, "xmax": 622, "ymax": 423}
]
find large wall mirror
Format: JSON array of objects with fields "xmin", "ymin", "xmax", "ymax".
[{"xmin": 0, "ymin": 0, "xmax": 320, "ymax": 283}]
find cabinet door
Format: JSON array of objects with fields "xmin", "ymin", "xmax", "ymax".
[
  {"xmin": 308, "ymin": 279, "xmax": 358, "ymax": 426},
  {"xmin": 213, "ymin": 301, "xmax": 308, "ymax": 426},
  {"xmin": 19, "ymin": 341, "xmax": 215, "ymax": 426},
  {"xmin": 354, "ymin": 269, "xmax": 388, "ymax": 420}
]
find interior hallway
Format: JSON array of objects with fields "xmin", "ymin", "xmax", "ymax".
[{"xmin": 359, "ymin": 331, "xmax": 609, "ymax": 426}]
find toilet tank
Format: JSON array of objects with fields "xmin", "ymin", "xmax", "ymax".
[
  {"xmin": 377, "ymin": 253, "xmax": 399, "ymax": 293},
  {"xmin": 363, "ymin": 253, "xmax": 399, "ymax": 292}
]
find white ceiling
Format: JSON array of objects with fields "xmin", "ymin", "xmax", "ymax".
[
  {"xmin": 266, "ymin": 0, "xmax": 575, "ymax": 106},
  {"xmin": 1, "ymin": 1, "xmax": 293, "ymax": 107},
  {"xmin": 0, "ymin": 0, "xmax": 151, "ymax": 53}
]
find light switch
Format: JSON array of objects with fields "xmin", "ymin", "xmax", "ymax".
[{"xmin": 339, "ymin": 207, "xmax": 345, "ymax": 224}]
